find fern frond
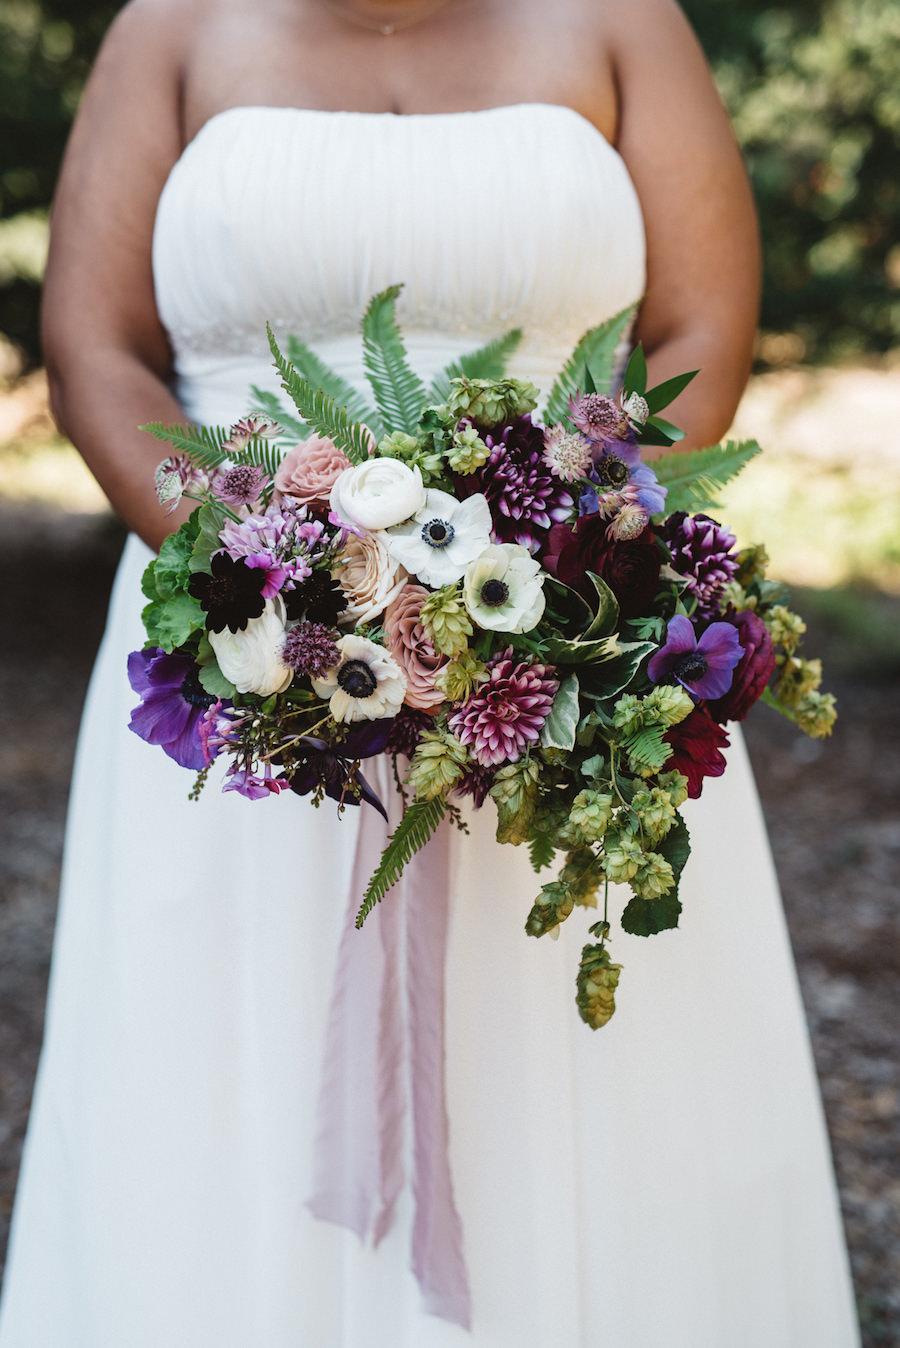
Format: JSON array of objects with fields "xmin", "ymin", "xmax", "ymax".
[
  {"xmin": 267, "ymin": 325, "xmax": 372, "ymax": 464},
  {"xmin": 243, "ymin": 438, "xmax": 288, "ymax": 478},
  {"xmin": 355, "ymin": 796, "xmax": 447, "ymax": 927},
  {"xmin": 528, "ymin": 830, "xmax": 557, "ymax": 874},
  {"xmin": 652, "ymin": 440, "xmax": 762, "ymax": 515},
  {"xmin": 426, "ymin": 328, "xmax": 523, "ymax": 403},
  {"xmin": 544, "ymin": 306, "xmax": 635, "ymax": 423},
  {"xmin": 361, "ymin": 286, "xmax": 427, "ymax": 435},
  {"xmin": 622, "ymin": 724, "xmax": 671, "ymax": 775},
  {"xmin": 141, "ymin": 421, "xmax": 234, "ymax": 472},
  {"xmin": 247, "ymin": 386, "xmax": 311, "ymax": 441},
  {"xmin": 284, "ymin": 336, "xmax": 381, "ymax": 436}
]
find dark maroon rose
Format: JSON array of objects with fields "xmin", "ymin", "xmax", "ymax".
[
  {"xmin": 663, "ymin": 705, "xmax": 730, "ymax": 798},
  {"xmin": 541, "ymin": 517, "xmax": 661, "ymax": 618},
  {"xmin": 707, "ymin": 609, "xmax": 776, "ymax": 723}
]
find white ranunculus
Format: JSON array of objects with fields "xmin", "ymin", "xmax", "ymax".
[
  {"xmin": 385, "ymin": 489, "xmax": 493, "ymax": 587},
  {"xmin": 329, "ymin": 458, "xmax": 426, "ymax": 532},
  {"xmin": 311, "ymin": 634, "xmax": 407, "ymax": 723},
  {"xmin": 463, "ymin": 543, "xmax": 546, "ymax": 633},
  {"xmin": 208, "ymin": 596, "xmax": 293, "ymax": 696}
]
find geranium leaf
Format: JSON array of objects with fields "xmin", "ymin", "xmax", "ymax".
[
  {"xmin": 621, "ymin": 893, "xmax": 682, "ymax": 936},
  {"xmin": 655, "ymin": 815, "xmax": 691, "ymax": 882},
  {"xmin": 197, "ymin": 661, "xmax": 236, "ymax": 699},
  {"xmin": 141, "ymin": 592, "xmax": 205, "ymax": 653}
]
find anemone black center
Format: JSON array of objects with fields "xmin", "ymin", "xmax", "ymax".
[
  {"xmin": 673, "ymin": 652, "xmax": 709, "ymax": 682},
  {"xmin": 337, "ymin": 659, "xmax": 378, "ymax": 699},
  {"xmin": 596, "ymin": 454, "xmax": 629, "ymax": 489},
  {"xmin": 180, "ymin": 669, "xmax": 216, "ymax": 709},
  {"xmin": 421, "ymin": 518, "xmax": 455, "ymax": 549},
  {"xmin": 480, "ymin": 578, "xmax": 510, "ymax": 608}
]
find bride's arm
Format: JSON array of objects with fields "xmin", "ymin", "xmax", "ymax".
[
  {"xmin": 608, "ymin": 0, "xmax": 760, "ymax": 450},
  {"xmin": 42, "ymin": 0, "xmax": 194, "ymax": 551}
]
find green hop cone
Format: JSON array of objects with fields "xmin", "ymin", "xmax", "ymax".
[
  {"xmin": 611, "ymin": 693, "xmax": 642, "ymax": 737},
  {"xmin": 560, "ymin": 846, "xmax": 603, "ymax": 908},
  {"xmin": 525, "ymin": 881, "xmax": 575, "ymax": 937},
  {"xmin": 406, "ymin": 729, "xmax": 468, "ymax": 800},
  {"xmin": 735, "ymin": 542, "xmax": 770, "ymax": 585},
  {"xmin": 642, "ymin": 684, "xmax": 693, "ymax": 729},
  {"xmin": 631, "ymin": 849, "xmax": 675, "ymax": 900},
  {"xmin": 420, "ymin": 585, "xmax": 474, "ymax": 657},
  {"xmin": 446, "ymin": 376, "xmax": 539, "ymax": 427},
  {"xmin": 774, "ymin": 655, "xmax": 822, "ymax": 708},
  {"xmin": 795, "ymin": 689, "xmax": 837, "ymax": 739},
  {"xmin": 434, "ymin": 648, "xmax": 488, "ymax": 702},
  {"xmin": 629, "ymin": 785, "xmax": 677, "ymax": 845},
  {"xmin": 491, "ymin": 757, "xmax": 540, "ymax": 845},
  {"xmin": 721, "ymin": 580, "xmax": 756, "ymax": 612},
  {"xmin": 569, "ymin": 789, "xmax": 614, "ymax": 844},
  {"xmin": 766, "ymin": 604, "xmax": 807, "ymax": 655},
  {"xmin": 378, "ymin": 430, "xmax": 445, "ymax": 485},
  {"xmin": 602, "ymin": 830, "xmax": 643, "ymax": 885},
  {"xmin": 447, "ymin": 425, "xmax": 490, "ymax": 474},
  {"xmin": 658, "ymin": 770, "xmax": 689, "ymax": 809},
  {"xmin": 576, "ymin": 944, "xmax": 623, "ymax": 1030}
]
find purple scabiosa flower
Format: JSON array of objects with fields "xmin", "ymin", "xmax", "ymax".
[
  {"xmin": 279, "ymin": 621, "xmax": 341, "ymax": 679},
  {"xmin": 223, "ymin": 760, "xmax": 291, "ymax": 800},
  {"xmin": 661, "ymin": 512, "xmax": 740, "ymax": 618},
  {"xmin": 568, "ymin": 392, "xmax": 631, "ymax": 444},
  {"xmin": 127, "ymin": 648, "xmax": 219, "ymax": 770},
  {"xmin": 648, "ymin": 614, "xmax": 743, "ymax": 701},
  {"xmin": 452, "ymin": 761, "xmax": 496, "ymax": 809},
  {"xmin": 187, "ymin": 552, "xmax": 267, "ymax": 632},
  {"xmin": 459, "ymin": 416, "xmax": 574, "ymax": 554},
  {"xmin": 215, "ymin": 463, "xmax": 270, "ymax": 508},
  {"xmin": 448, "ymin": 648, "xmax": 558, "ymax": 767},
  {"xmin": 385, "ymin": 705, "xmax": 434, "ymax": 760},
  {"xmin": 542, "ymin": 426, "xmax": 592, "ymax": 483}
]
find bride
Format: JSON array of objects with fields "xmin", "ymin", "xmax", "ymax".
[{"xmin": 0, "ymin": 0, "xmax": 860, "ymax": 1344}]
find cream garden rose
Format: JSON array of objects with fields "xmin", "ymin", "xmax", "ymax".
[
  {"xmin": 329, "ymin": 458, "xmax": 426, "ymax": 532},
  {"xmin": 208, "ymin": 596, "xmax": 294, "ymax": 696},
  {"xmin": 337, "ymin": 531, "xmax": 407, "ymax": 624}
]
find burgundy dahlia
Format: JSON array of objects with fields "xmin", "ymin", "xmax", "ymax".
[
  {"xmin": 662, "ymin": 511, "xmax": 739, "ymax": 618},
  {"xmin": 280, "ymin": 621, "xmax": 340, "ymax": 679},
  {"xmin": 448, "ymin": 650, "xmax": 558, "ymax": 767},
  {"xmin": 663, "ymin": 705, "xmax": 731, "ymax": 799},
  {"xmin": 707, "ymin": 609, "xmax": 776, "ymax": 723},
  {"xmin": 459, "ymin": 416, "xmax": 574, "ymax": 553},
  {"xmin": 542, "ymin": 516, "xmax": 661, "ymax": 618}
]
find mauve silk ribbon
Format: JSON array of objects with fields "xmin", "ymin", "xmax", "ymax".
[{"xmin": 307, "ymin": 756, "xmax": 472, "ymax": 1331}]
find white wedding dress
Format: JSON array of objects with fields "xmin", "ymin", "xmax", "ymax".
[{"xmin": 0, "ymin": 105, "xmax": 860, "ymax": 1346}]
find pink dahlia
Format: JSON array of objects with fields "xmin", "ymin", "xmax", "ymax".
[{"xmin": 448, "ymin": 650, "xmax": 558, "ymax": 767}]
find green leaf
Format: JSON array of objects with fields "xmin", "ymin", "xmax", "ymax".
[
  {"xmin": 141, "ymin": 421, "xmax": 234, "ymax": 473},
  {"xmin": 622, "ymin": 343, "xmax": 648, "ymax": 396},
  {"xmin": 141, "ymin": 591, "xmax": 205, "ymax": 653},
  {"xmin": 361, "ymin": 286, "xmax": 427, "ymax": 435},
  {"xmin": 621, "ymin": 892, "xmax": 682, "ymax": 936},
  {"xmin": 645, "ymin": 369, "xmax": 699, "ymax": 414},
  {"xmin": 655, "ymin": 815, "xmax": 691, "ymax": 884},
  {"xmin": 284, "ymin": 336, "xmax": 380, "ymax": 434},
  {"xmin": 543, "ymin": 577, "xmax": 597, "ymax": 636},
  {"xmin": 248, "ymin": 386, "xmax": 311, "ymax": 441},
  {"xmin": 356, "ymin": 796, "xmax": 446, "ymax": 927},
  {"xmin": 427, "ymin": 328, "xmax": 523, "ymax": 402},
  {"xmin": 197, "ymin": 661, "xmax": 237, "ymax": 699},
  {"xmin": 540, "ymin": 674, "xmax": 580, "ymax": 751},
  {"xmin": 544, "ymin": 306, "xmax": 635, "ymax": 423},
  {"xmin": 583, "ymin": 572, "xmax": 620, "ymax": 639},
  {"xmin": 582, "ymin": 640, "xmax": 656, "ymax": 699},
  {"xmin": 190, "ymin": 502, "xmax": 228, "ymax": 574},
  {"xmin": 652, "ymin": 439, "xmax": 762, "ymax": 515},
  {"xmin": 639, "ymin": 415, "xmax": 684, "ymax": 447},
  {"xmin": 268, "ymin": 326, "xmax": 373, "ymax": 465},
  {"xmin": 543, "ymin": 633, "xmax": 622, "ymax": 665}
]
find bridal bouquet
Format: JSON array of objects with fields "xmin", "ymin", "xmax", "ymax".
[{"xmin": 130, "ymin": 287, "xmax": 835, "ymax": 1028}]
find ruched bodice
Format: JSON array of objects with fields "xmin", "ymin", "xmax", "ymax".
[{"xmin": 152, "ymin": 103, "xmax": 646, "ymax": 422}]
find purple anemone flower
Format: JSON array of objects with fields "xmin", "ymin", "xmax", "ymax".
[
  {"xmin": 127, "ymin": 648, "xmax": 220, "ymax": 770},
  {"xmin": 286, "ymin": 718, "xmax": 394, "ymax": 817},
  {"xmin": 647, "ymin": 614, "xmax": 743, "ymax": 701}
]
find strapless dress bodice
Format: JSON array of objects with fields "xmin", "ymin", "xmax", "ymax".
[{"xmin": 151, "ymin": 103, "xmax": 646, "ymax": 423}]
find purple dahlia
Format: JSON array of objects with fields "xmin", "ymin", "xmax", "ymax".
[
  {"xmin": 127, "ymin": 648, "xmax": 219, "ymax": 770},
  {"xmin": 448, "ymin": 649, "xmax": 558, "ymax": 768},
  {"xmin": 648, "ymin": 614, "xmax": 743, "ymax": 701},
  {"xmin": 661, "ymin": 512, "xmax": 739, "ymax": 618},
  {"xmin": 458, "ymin": 416, "xmax": 574, "ymax": 553}
]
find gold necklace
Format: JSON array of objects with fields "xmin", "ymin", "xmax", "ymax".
[{"xmin": 321, "ymin": 0, "xmax": 454, "ymax": 36}]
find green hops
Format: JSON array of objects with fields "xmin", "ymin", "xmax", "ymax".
[
  {"xmin": 434, "ymin": 648, "xmax": 488, "ymax": 702},
  {"xmin": 420, "ymin": 585, "xmax": 473, "ymax": 657},
  {"xmin": 406, "ymin": 730, "xmax": 468, "ymax": 800},
  {"xmin": 446, "ymin": 376, "xmax": 539, "ymax": 427},
  {"xmin": 569, "ymin": 789, "xmax": 614, "ymax": 843},
  {"xmin": 525, "ymin": 881, "xmax": 575, "ymax": 937},
  {"xmin": 576, "ymin": 944, "xmax": 623, "ymax": 1030},
  {"xmin": 447, "ymin": 424, "xmax": 490, "ymax": 474}
]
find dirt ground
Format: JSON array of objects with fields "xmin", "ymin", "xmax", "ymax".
[{"xmin": 0, "ymin": 500, "xmax": 897, "ymax": 1342}]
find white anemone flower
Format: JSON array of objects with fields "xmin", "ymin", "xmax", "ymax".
[
  {"xmin": 385, "ymin": 489, "xmax": 493, "ymax": 587},
  {"xmin": 463, "ymin": 544, "xmax": 547, "ymax": 633},
  {"xmin": 311, "ymin": 634, "xmax": 407, "ymax": 723}
]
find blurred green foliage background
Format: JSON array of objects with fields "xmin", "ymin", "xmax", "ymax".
[{"xmin": 0, "ymin": 0, "xmax": 898, "ymax": 368}]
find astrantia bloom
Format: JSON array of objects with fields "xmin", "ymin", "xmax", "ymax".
[
  {"xmin": 462, "ymin": 543, "xmax": 546, "ymax": 633},
  {"xmin": 215, "ymin": 463, "xmax": 270, "ymax": 508},
  {"xmin": 385, "ymin": 489, "xmax": 493, "ymax": 587},
  {"xmin": 648, "ymin": 614, "xmax": 743, "ymax": 701},
  {"xmin": 221, "ymin": 416, "xmax": 281, "ymax": 455},
  {"xmin": 154, "ymin": 456, "xmax": 205, "ymax": 514},
  {"xmin": 312, "ymin": 634, "xmax": 407, "ymax": 723},
  {"xmin": 662, "ymin": 512, "xmax": 739, "ymax": 618},
  {"xmin": 542, "ymin": 426, "xmax": 592, "ymax": 483},
  {"xmin": 568, "ymin": 392, "xmax": 630, "ymax": 444},
  {"xmin": 187, "ymin": 552, "xmax": 267, "ymax": 633},
  {"xmin": 448, "ymin": 650, "xmax": 558, "ymax": 767},
  {"xmin": 466, "ymin": 416, "xmax": 575, "ymax": 553},
  {"xmin": 127, "ymin": 648, "xmax": 217, "ymax": 770}
]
